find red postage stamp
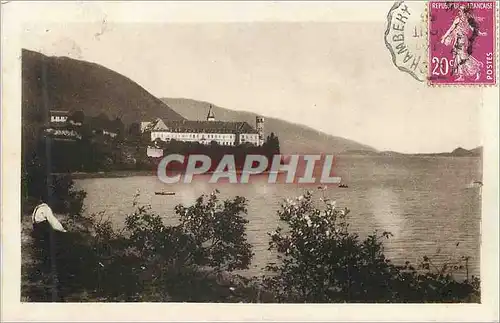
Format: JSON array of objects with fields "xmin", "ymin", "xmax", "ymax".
[{"xmin": 428, "ymin": 1, "xmax": 497, "ymax": 85}]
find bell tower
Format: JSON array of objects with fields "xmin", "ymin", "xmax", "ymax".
[
  {"xmin": 256, "ymin": 116, "xmax": 264, "ymax": 145},
  {"xmin": 207, "ymin": 105, "xmax": 215, "ymax": 121}
]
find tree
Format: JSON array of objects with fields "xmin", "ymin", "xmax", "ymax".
[
  {"xmin": 69, "ymin": 110, "xmax": 85, "ymax": 124},
  {"xmin": 96, "ymin": 190, "xmax": 253, "ymax": 301},
  {"xmin": 264, "ymin": 191, "xmax": 480, "ymax": 303},
  {"xmin": 23, "ymin": 188, "xmax": 480, "ymax": 302},
  {"xmin": 174, "ymin": 190, "xmax": 253, "ymax": 272},
  {"xmin": 128, "ymin": 122, "xmax": 141, "ymax": 138},
  {"xmin": 111, "ymin": 117, "xmax": 124, "ymax": 138},
  {"xmin": 24, "ymin": 189, "xmax": 255, "ymax": 302},
  {"xmin": 124, "ymin": 191, "xmax": 253, "ymax": 274},
  {"xmin": 263, "ymin": 132, "xmax": 280, "ymax": 156}
]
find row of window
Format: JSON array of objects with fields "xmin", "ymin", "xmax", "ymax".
[
  {"xmin": 240, "ymin": 134, "xmax": 259, "ymax": 139},
  {"xmin": 152, "ymin": 135, "xmax": 236, "ymax": 146},
  {"xmin": 45, "ymin": 128, "xmax": 82, "ymax": 139},
  {"xmin": 152, "ymin": 132, "xmax": 261, "ymax": 145},
  {"xmin": 152, "ymin": 132, "xmax": 259, "ymax": 140},
  {"xmin": 51, "ymin": 116, "xmax": 68, "ymax": 122},
  {"xmin": 153, "ymin": 132, "xmax": 236, "ymax": 140}
]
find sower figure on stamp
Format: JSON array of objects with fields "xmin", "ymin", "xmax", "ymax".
[{"xmin": 440, "ymin": 4, "xmax": 488, "ymax": 81}]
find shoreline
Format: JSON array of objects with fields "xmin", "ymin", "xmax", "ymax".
[
  {"xmin": 61, "ymin": 154, "xmax": 482, "ymax": 180},
  {"xmin": 69, "ymin": 170, "xmax": 156, "ymax": 179},
  {"xmin": 62, "ymin": 169, "xmax": 288, "ymax": 180}
]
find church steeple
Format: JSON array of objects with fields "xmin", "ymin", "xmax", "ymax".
[{"xmin": 207, "ymin": 105, "xmax": 215, "ymax": 121}]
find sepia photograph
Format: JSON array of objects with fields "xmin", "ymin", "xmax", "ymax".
[{"xmin": 1, "ymin": 1, "xmax": 499, "ymax": 322}]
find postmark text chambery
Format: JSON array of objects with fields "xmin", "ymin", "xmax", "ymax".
[{"xmin": 385, "ymin": 1, "xmax": 429, "ymax": 82}]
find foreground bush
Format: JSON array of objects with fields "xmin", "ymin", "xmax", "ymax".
[
  {"xmin": 263, "ymin": 191, "xmax": 480, "ymax": 303},
  {"xmin": 22, "ymin": 190, "xmax": 479, "ymax": 303},
  {"xmin": 23, "ymin": 190, "xmax": 254, "ymax": 302}
]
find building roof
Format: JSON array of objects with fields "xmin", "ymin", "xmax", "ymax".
[
  {"xmin": 50, "ymin": 110, "xmax": 69, "ymax": 116},
  {"xmin": 141, "ymin": 121, "xmax": 152, "ymax": 131},
  {"xmin": 148, "ymin": 118, "xmax": 258, "ymax": 134}
]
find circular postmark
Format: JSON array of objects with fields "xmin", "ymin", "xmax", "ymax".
[{"xmin": 385, "ymin": 1, "xmax": 429, "ymax": 82}]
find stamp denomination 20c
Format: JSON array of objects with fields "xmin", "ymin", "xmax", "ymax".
[{"xmin": 428, "ymin": 1, "xmax": 496, "ymax": 85}]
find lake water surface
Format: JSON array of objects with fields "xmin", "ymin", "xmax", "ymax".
[{"xmin": 75, "ymin": 156, "xmax": 482, "ymax": 278}]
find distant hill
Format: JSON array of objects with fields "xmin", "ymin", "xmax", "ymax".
[
  {"xmin": 22, "ymin": 49, "xmax": 185, "ymax": 125},
  {"xmin": 161, "ymin": 98, "xmax": 376, "ymax": 154},
  {"xmin": 341, "ymin": 146, "xmax": 483, "ymax": 157},
  {"xmin": 447, "ymin": 147, "xmax": 479, "ymax": 157},
  {"xmin": 469, "ymin": 146, "xmax": 483, "ymax": 156}
]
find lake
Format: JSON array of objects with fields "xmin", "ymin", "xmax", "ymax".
[{"xmin": 75, "ymin": 156, "xmax": 482, "ymax": 278}]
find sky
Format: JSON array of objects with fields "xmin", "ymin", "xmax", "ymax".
[{"xmin": 19, "ymin": 9, "xmax": 483, "ymax": 153}]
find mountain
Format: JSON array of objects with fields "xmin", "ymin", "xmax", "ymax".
[
  {"xmin": 22, "ymin": 49, "xmax": 185, "ymax": 125},
  {"xmin": 161, "ymin": 98, "xmax": 376, "ymax": 154},
  {"xmin": 449, "ymin": 147, "xmax": 477, "ymax": 157}
]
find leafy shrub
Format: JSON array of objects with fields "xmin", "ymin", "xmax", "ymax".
[
  {"xmin": 23, "ymin": 189, "xmax": 479, "ymax": 303},
  {"xmin": 119, "ymin": 190, "xmax": 254, "ymax": 301},
  {"xmin": 49, "ymin": 175, "xmax": 87, "ymax": 215},
  {"xmin": 24, "ymin": 190, "xmax": 254, "ymax": 302},
  {"xmin": 263, "ymin": 191, "xmax": 480, "ymax": 303},
  {"xmin": 174, "ymin": 191, "xmax": 253, "ymax": 272}
]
